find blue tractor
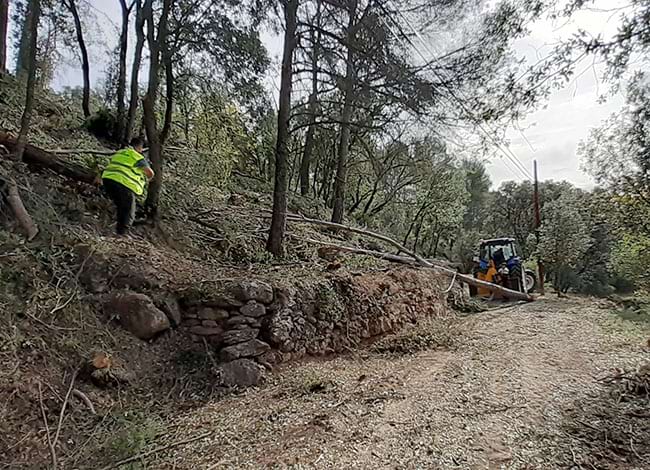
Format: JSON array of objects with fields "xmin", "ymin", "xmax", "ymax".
[{"xmin": 470, "ymin": 238, "xmax": 536, "ymax": 297}]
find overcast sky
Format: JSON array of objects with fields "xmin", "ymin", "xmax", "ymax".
[
  {"xmin": 7, "ymin": 0, "xmax": 627, "ymax": 190},
  {"xmin": 494, "ymin": 3, "xmax": 625, "ymax": 189}
]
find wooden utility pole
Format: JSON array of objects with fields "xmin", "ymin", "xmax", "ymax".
[{"xmin": 533, "ymin": 160, "xmax": 545, "ymax": 295}]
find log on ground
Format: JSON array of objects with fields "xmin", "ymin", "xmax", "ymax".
[
  {"xmin": 0, "ymin": 131, "xmax": 97, "ymax": 184},
  {"xmin": 287, "ymin": 216, "xmax": 533, "ymax": 302}
]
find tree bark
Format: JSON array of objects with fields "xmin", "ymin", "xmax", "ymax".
[
  {"xmin": 2, "ymin": 177, "xmax": 39, "ymax": 240},
  {"xmin": 0, "ymin": 0, "xmax": 8, "ymax": 72},
  {"xmin": 331, "ymin": 0, "xmax": 357, "ymax": 224},
  {"xmin": 160, "ymin": 42, "xmax": 173, "ymax": 145},
  {"xmin": 142, "ymin": 0, "xmax": 171, "ymax": 219},
  {"xmin": 115, "ymin": 0, "xmax": 131, "ymax": 141},
  {"xmin": 15, "ymin": 0, "xmax": 34, "ymax": 79},
  {"xmin": 14, "ymin": 0, "xmax": 40, "ymax": 161},
  {"xmin": 307, "ymin": 238, "xmax": 461, "ymax": 269},
  {"xmin": 126, "ymin": 0, "xmax": 145, "ymax": 143},
  {"xmin": 267, "ymin": 0, "xmax": 298, "ymax": 256},
  {"xmin": 331, "ymin": 81, "xmax": 353, "ymax": 223},
  {"xmin": 64, "ymin": 0, "xmax": 91, "ymax": 118},
  {"xmin": 402, "ymin": 199, "xmax": 429, "ymax": 248}
]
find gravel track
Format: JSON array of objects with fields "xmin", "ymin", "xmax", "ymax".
[{"xmin": 141, "ymin": 296, "xmax": 650, "ymax": 470}]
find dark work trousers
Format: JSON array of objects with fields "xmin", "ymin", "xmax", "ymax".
[{"xmin": 103, "ymin": 178, "xmax": 136, "ymax": 235}]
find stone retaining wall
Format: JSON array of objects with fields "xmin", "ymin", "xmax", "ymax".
[
  {"xmin": 178, "ymin": 267, "xmax": 451, "ymax": 365},
  {"xmin": 94, "ymin": 248, "xmax": 454, "ymax": 386}
]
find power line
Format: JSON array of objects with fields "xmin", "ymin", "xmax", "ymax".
[
  {"xmin": 388, "ymin": 3, "xmax": 533, "ymax": 180},
  {"xmin": 379, "ymin": 1, "xmax": 533, "ymax": 181},
  {"xmin": 376, "ymin": 14, "xmax": 524, "ymax": 183},
  {"xmin": 387, "ymin": 10, "xmax": 531, "ymax": 180}
]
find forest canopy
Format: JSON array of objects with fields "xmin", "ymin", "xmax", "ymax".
[{"xmin": 1, "ymin": 0, "xmax": 650, "ymax": 296}]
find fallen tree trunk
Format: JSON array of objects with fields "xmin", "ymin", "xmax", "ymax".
[
  {"xmin": 47, "ymin": 148, "xmax": 114, "ymax": 156},
  {"xmin": 306, "ymin": 237, "xmax": 446, "ymax": 267},
  {"xmin": 0, "ymin": 132, "xmax": 96, "ymax": 184},
  {"xmin": 286, "ymin": 215, "xmax": 533, "ymax": 302}
]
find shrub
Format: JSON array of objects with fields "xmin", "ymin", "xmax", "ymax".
[{"xmin": 85, "ymin": 108, "xmax": 117, "ymax": 141}]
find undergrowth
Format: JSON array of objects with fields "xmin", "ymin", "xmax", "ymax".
[
  {"xmin": 371, "ymin": 319, "xmax": 458, "ymax": 355},
  {"xmin": 560, "ymin": 369, "xmax": 650, "ymax": 469},
  {"xmin": 104, "ymin": 412, "xmax": 164, "ymax": 465},
  {"xmin": 612, "ymin": 294, "xmax": 650, "ymax": 324}
]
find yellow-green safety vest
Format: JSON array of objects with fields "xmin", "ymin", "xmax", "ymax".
[{"xmin": 102, "ymin": 148, "xmax": 147, "ymax": 195}]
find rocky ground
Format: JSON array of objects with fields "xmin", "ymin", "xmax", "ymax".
[{"xmin": 101, "ymin": 296, "xmax": 649, "ymax": 470}]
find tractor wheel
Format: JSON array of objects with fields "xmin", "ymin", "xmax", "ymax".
[
  {"xmin": 524, "ymin": 269, "xmax": 537, "ymax": 293},
  {"xmin": 510, "ymin": 265, "xmax": 523, "ymax": 292}
]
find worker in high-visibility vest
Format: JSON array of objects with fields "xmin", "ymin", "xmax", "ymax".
[{"xmin": 101, "ymin": 136, "xmax": 154, "ymax": 235}]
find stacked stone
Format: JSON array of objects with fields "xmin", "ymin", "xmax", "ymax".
[
  {"xmin": 182, "ymin": 280, "xmax": 273, "ymax": 362},
  {"xmin": 104, "ymin": 269, "xmax": 452, "ymax": 387}
]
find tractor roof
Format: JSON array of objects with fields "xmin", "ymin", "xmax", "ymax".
[{"xmin": 479, "ymin": 238, "xmax": 516, "ymax": 245}]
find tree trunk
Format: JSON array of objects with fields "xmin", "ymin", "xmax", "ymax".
[
  {"xmin": 331, "ymin": 0, "xmax": 357, "ymax": 224},
  {"xmin": 0, "ymin": 0, "xmax": 8, "ymax": 72},
  {"xmin": 64, "ymin": 0, "xmax": 91, "ymax": 118},
  {"xmin": 115, "ymin": 0, "xmax": 130, "ymax": 142},
  {"xmin": 331, "ymin": 84, "xmax": 353, "ymax": 223},
  {"xmin": 287, "ymin": 216, "xmax": 533, "ymax": 302},
  {"xmin": 160, "ymin": 45, "xmax": 173, "ymax": 145},
  {"xmin": 2, "ymin": 177, "xmax": 39, "ymax": 240},
  {"xmin": 298, "ymin": 1, "xmax": 321, "ymax": 196},
  {"xmin": 142, "ymin": 0, "xmax": 171, "ymax": 219},
  {"xmin": 402, "ymin": 195, "xmax": 432, "ymax": 248},
  {"xmin": 267, "ymin": 0, "xmax": 298, "ymax": 256},
  {"xmin": 16, "ymin": 0, "xmax": 34, "ymax": 79},
  {"xmin": 126, "ymin": 0, "xmax": 145, "ymax": 143},
  {"xmin": 433, "ymin": 231, "xmax": 441, "ymax": 258},
  {"xmin": 299, "ymin": 110, "xmax": 315, "ymax": 196},
  {"xmin": 14, "ymin": 0, "xmax": 40, "ymax": 160},
  {"xmin": 412, "ymin": 220, "xmax": 422, "ymax": 252}
]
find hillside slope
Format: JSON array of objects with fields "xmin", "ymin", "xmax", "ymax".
[{"xmin": 1, "ymin": 76, "xmax": 467, "ymax": 468}]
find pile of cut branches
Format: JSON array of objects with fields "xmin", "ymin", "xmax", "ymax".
[
  {"xmin": 371, "ymin": 319, "xmax": 458, "ymax": 355},
  {"xmin": 560, "ymin": 364, "xmax": 650, "ymax": 468},
  {"xmin": 598, "ymin": 363, "xmax": 650, "ymax": 400}
]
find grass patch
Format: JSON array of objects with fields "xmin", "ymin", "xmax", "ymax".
[
  {"xmin": 103, "ymin": 412, "xmax": 164, "ymax": 467},
  {"xmin": 614, "ymin": 308, "xmax": 650, "ymax": 325},
  {"xmin": 371, "ymin": 319, "xmax": 457, "ymax": 355}
]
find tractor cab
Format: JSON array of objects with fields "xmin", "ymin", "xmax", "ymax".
[
  {"xmin": 477, "ymin": 238, "xmax": 520, "ymax": 271},
  {"xmin": 471, "ymin": 238, "xmax": 536, "ymax": 297}
]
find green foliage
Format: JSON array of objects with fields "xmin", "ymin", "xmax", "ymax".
[
  {"xmin": 580, "ymin": 75, "xmax": 650, "ymax": 235},
  {"xmin": 85, "ymin": 107, "xmax": 117, "ymax": 140},
  {"xmin": 161, "ymin": 93, "xmax": 259, "ymax": 211},
  {"xmin": 565, "ymin": 1, "xmax": 650, "ymax": 84},
  {"xmin": 316, "ymin": 284, "xmax": 345, "ymax": 324},
  {"xmin": 461, "ymin": 158, "xmax": 492, "ymax": 231},
  {"xmin": 105, "ymin": 412, "xmax": 163, "ymax": 466},
  {"xmin": 610, "ymin": 233, "xmax": 650, "ymax": 293},
  {"xmin": 538, "ymin": 193, "xmax": 592, "ymax": 293}
]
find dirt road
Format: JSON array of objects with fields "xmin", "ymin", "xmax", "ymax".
[{"xmin": 148, "ymin": 297, "xmax": 649, "ymax": 469}]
